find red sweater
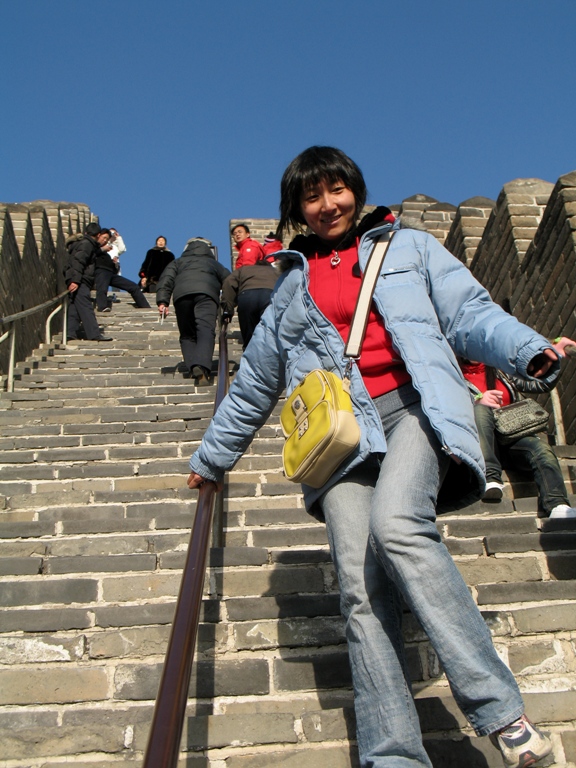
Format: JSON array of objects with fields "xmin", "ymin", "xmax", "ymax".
[{"xmin": 307, "ymin": 242, "xmax": 411, "ymax": 398}]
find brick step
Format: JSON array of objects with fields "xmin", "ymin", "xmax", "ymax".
[{"xmin": 0, "ymin": 676, "xmax": 572, "ymax": 766}]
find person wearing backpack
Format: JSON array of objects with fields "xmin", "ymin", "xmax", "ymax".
[{"xmin": 156, "ymin": 237, "xmax": 230, "ymax": 384}]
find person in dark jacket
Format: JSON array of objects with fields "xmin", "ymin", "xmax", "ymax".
[
  {"xmin": 460, "ymin": 353, "xmax": 576, "ymax": 517},
  {"xmin": 221, "ymin": 256, "xmax": 279, "ymax": 348},
  {"xmin": 94, "ymin": 229, "xmax": 151, "ymax": 312},
  {"xmin": 156, "ymin": 237, "xmax": 230, "ymax": 385},
  {"xmin": 139, "ymin": 236, "xmax": 175, "ymax": 292},
  {"xmin": 64, "ymin": 223, "xmax": 112, "ymax": 342}
]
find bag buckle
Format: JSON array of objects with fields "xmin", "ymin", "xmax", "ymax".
[{"xmin": 292, "ymin": 396, "xmax": 309, "ymax": 437}]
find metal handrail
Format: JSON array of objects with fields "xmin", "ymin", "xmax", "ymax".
[
  {"xmin": 0, "ymin": 290, "xmax": 69, "ymax": 392},
  {"xmin": 143, "ymin": 319, "xmax": 230, "ymax": 768}
]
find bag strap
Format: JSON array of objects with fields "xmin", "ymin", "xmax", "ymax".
[{"xmin": 345, "ymin": 231, "xmax": 395, "ymax": 359}]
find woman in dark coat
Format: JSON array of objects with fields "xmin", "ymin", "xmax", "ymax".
[
  {"xmin": 139, "ymin": 236, "xmax": 175, "ymax": 292},
  {"xmin": 156, "ymin": 237, "xmax": 230, "ymax": 385}
]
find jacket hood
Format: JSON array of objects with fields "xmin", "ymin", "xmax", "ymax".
[{"xmin": 181, "ymin": 239, "xmax": 215, "ymax": 259}]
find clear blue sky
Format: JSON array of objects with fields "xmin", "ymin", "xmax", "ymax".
[{"xmin": 2, "ymin": 0, "xmax": 575, "ymax": 276}]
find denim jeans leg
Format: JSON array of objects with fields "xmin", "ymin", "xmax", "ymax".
[
  {"xmin": 503, "ymin": 435, "xmax": 569, "ymax": 514},
  {"xmin": 322, "ymin": 466, "xmax": 432, "ymax": 768},
  {"xmin": 473, "ymin": 405, "xmax": 503, "ymax": 483},
  {"xmin": 369, "ymin": 391, "xmax": 524, "ymax": 736}
]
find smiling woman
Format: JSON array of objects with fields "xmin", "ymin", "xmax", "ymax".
[{"xmin": 187, "ymin": 145, "xmax": 556, "ymax": 768}]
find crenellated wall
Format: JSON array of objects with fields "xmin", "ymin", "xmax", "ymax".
[{"xmin": 0, "ymin": 200, "xmax": 97, "ymax": 377}]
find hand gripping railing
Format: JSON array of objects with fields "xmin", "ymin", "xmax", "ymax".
[
  {"xmin": 143, "ymin": 318, "xmax": 230, "ymax": 768},
  {"xmin": 0, "ymin": 290, "xmax": 69, "ymax": 392}
]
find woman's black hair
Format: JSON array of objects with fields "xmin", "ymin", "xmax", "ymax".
[{"xmin": 278, "ymin": 146, "xmax": 367, "ymax": 238}]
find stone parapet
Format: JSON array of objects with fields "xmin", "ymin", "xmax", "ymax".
[
  {"xmin": 0, "ymin": 201, "xmax": 97, "ymax": 378},
  {"xmin": 444, "ymin": 196, "xmax": 496, "ymax": 265},
  {"xmin": 469, "ymin": 179, "xmax": 554, "ymax": 308}
]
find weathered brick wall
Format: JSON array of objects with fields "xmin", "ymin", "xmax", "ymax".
[
  {"xmin": 444, "ymin": 197, "xmax": 496, "ymax": 266},
  {"xmin": 469, "ymin": 179, "xmax": 554, "ymax": 308},
  {"xmin": 509, "ymin": 172, "xmax": 576, "ymax": 442},
  {"xmin": 0, "ymin": 201, "xmax": 97, "ymax": 378}
]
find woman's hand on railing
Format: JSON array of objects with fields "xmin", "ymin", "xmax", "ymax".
[
  {"xmin": 68, "ymin": 282, "xmax": 79, "ymax": 293},
  {"xmin": 187, "ymin": 472, "xmax": 223, "ymax": 492}
]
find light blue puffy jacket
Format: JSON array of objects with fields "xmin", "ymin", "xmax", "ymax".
[{"xmin": 189, "ymin": 222, "xmax": 558, "ymax": 512}]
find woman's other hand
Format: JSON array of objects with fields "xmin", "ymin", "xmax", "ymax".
[
  {"xmin": 527, "ymin": 348, "xmax": 558, "ymax": 378},
  {"xmin": 158, "ymin": 303, "xmax": 169, "ymax": 317},
  {"xmin": 477, "ymin": 390, "xmax": 503, "ymax": 408},
  {"xmin": 187, "ymin": 472, "xmax": 223, "ymax": 492}
]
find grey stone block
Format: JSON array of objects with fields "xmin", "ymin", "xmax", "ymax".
[
  {"xmin": 477, "ymin": 580, "xmax": 576, "ymax": 604},
  {"xmin": 234, "ymin": 616, "xmax": 346, "ymax": 651},
  {"xmin": 0, "ymin": 633, "xmax": 85, "ymax": 663},
  {"xmin": 225, "ymin": 745, "xmax": 358, "ymax": 768},
  {"xmin": 114, "ymin": 657, "xmax": 270, "ymax": 700},
  {"xmin": 252, "ymin": 527, "xmax": 329, "ymax": 548},
  {"xmin": 0, "ymin": 607, "xmax": 92, "ymax": 632},
  {"xmin": 45, "ymin": 553, "xmax": 157, "ymax": 574},
  {"xmin": 62, "ymin": 518, "xmax": 151, "ymax": 535},
  {"xmin": 94, "ymin": 601, "xmax": 178, "ymax": 628},
  {"xmin": 274, "ymin": 650, "xmax": 352, "ymax": 692},
  {"xmin": 218, "ymin": 564, "xmax": 325, "ymax": 599},
  {"xmin": 179, "ymin": 711, "xmax": 298, "ymax": 750},
  {"xmin": 485, "ymin": 532, "xmax": 576, "ymax": 554},
  {"xmin": 512, "ymin": 603, "xmax": 576, "ymax": 633},
  {"xmin": 445, "ymin": 516, "xmax": 537, "ymax": 538},
  {"xmin": 507, "ymin": 639, "xmax": 556, "ymax": 673},
  {"xmin": 226, "ymin": 593, "xmax": 341, "ymax": 621},
  {"xmin": 0, "ymin": 666, "xmax": 108, "ymax": 704},
  {"xmin": 0, "ymin": 556, "xmax": 42, "ymax": 575},
  {"xmin": 0, "ymin": 578, "xmax": 98, "ymax": 607}
]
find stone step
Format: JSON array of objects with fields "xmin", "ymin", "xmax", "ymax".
[{"xmin": 0, "ymin": 679, "xmax": 572, "ymax": 766}]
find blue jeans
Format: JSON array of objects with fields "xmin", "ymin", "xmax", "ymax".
[
  {"xmin": 474, "ymin": 404, "xmax": 568, "ymax": 514},
  {"xmin": 320, "ymin": 385, "xmax": 524, "ymax": 767}
]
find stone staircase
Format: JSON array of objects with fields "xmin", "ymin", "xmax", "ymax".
[{"xmin": 0, "ymin": 294, "xmax": 575, "ymax": 768}]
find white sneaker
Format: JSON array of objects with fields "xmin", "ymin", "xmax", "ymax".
[
  {"xmin": 549, "ymin": 504, "xmax": 576, "ymax": 519},
  {"xmin": 490, "ymin": 714, "xmax": 552, "ymax": 767},
  {"xmin": 483, "ymin": 481, "xmax": 504, "ymax": 502}
]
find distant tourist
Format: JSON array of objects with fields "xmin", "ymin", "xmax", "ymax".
[
  {"xmin": 221, "ymin": 255, "xmax": 279, "ymax": 349},
  {"xmin": 94, "ymin": 229, "xmax": 151, "ymax": 313},
  {"xmin": 139, "ymin": 236, "xmax": 175, "ymax": 292},
  {"xmin": 460, "ymin": 348, "xmax": 576, "ymax": 518},
  {"xmin": 156, "ymin": 237, "xmax": 230, "ymax": 385},
  {"xmin": 262, "ymin": 231, "xmax": 284, "ymax": 257},
  {"xmin": 107, "ymin": 228, "xmax": 126, "ymax": 274},
  {"xmin": 64, "ymin": 223, "xmax": 112, "ymax": 342},
  {"xmin": 231, "ymin": 223, "xmax": 265, "ymax": 268}
]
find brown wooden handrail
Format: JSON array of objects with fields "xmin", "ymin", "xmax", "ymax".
[{"xmin": 143, "ymin": 318, "xmax": 230, "ymax": 768}]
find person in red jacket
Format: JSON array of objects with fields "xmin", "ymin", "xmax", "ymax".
[
  {"xmin": 232, "ymin": 223, "xmax": 265, "ymax": 268},
  {"xmin": 262, "ymin": 231, "xmax": 284, "ymax": 257},
  {"xmin": 460, "ymin": 354, "xmax": 576, "ymax": 517}
]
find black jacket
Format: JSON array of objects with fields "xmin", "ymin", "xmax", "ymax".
[
  {"xmin": 94, "ymin": 248, "xmax": 119, "ymax": 274},
  {"xmin": 156, "ymin": 239, "xmax": 231, "ymax": 306},
  {"xmin": 139, "ymin": 247, "xmax": 175, "ymax": 283},
  {"xmin": 64, "ymin": 235, "xmax": 99, "ymax": 287}
]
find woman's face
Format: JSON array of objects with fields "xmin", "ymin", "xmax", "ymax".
[
  {"xmin": 300, "ymin": 179, "xmax": 356, "ymax": 242},
  {"xmin": 156, "ymin": 237, "xmax": 166, "ymax": 248}
]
